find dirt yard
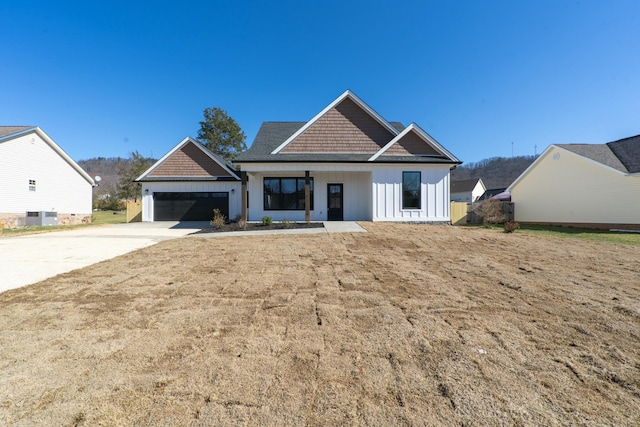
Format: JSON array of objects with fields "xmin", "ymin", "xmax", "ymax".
[{"xmin": 1, "ymin": 223, "xmax": 639, "ymax": 426}]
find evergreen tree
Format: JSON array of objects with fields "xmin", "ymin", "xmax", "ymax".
[{"xmin": 197, "ymin": 107, "xmax": 247, "ymax": 162}]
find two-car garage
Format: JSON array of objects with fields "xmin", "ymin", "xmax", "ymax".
[
  {"xmin": 135, "ymin": 137, "xmax": 243, "ymax": 222},
  {"xmin": 153, "ymin": 192, "xmax": 230, "ymax": 221}
]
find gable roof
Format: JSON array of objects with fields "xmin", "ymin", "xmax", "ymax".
[
  {"xmin": 136, "ymin": 136, "xmax": 240, "ymax": 182},
  {"xmin": 235, "ymin": 91, "xmax": 460, "ymax": 165},
  {"xmin": 451, "ymin": 178, "xmax": 484, "ymax": 193},
  {"xmin": 555, "ymin": 144, "xmax": 628, "ymax": 173},
  {"xmin": 369, "ymin": 123, "xmax": 460, "ymax": 162},
  {"xmin": 271, "ymin": 90, "xmax": 401, "ymax": 155},
  {"xmin": 555, "ymin": 134, "xmax": 640, "ymax": 174},
  {"xmin": 0, "ymin": 126, "xmax": 32, "ymax": 138},
  {"xmin": 0, "ymin": 126, "xmax": 94, "ymax": 185},
  {"xmin": 508, "ymin": 134, "xmax": 640, "ymax": 191}
]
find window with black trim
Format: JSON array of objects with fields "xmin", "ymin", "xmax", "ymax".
[
  {"xmin": 263, "ymin": 177, "xmax": 314, "ymax": 210},
  {"xmin": 402, "ymin": 171, "xmax": 421, "ymax": 209},
  {"xmin": 28, "ymin": 179, "xmax": 36, "ymax": 192}
]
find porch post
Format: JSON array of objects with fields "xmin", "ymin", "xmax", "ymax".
[
  {"xmin": 241, "ymin": 171, "xmax": 247, "ymax": 222},
  {"xmin": 305, "ymin": 171, "xmax": 310, "ymax": 223}
]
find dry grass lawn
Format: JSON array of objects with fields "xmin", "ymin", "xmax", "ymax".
[{"xmin": 1, "ymin": 223, "xmax": 639, "ymax": 426}]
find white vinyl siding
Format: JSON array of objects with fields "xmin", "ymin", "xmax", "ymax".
[
  {"xmin": 510, "ymin": 146, "xmax": 640, "ymax": 224},
  {"xmin": 0, "ymin": 132, "xmax": 92, "ymax": 215},
  {"xmin": 242, "ymin": 162, "xmax": 452, "ymax": 222},
  {"xmin": 140, "ymin": 181, "xmax": 242, "ymax": 222},
  {"xmin": 245, "ymin": 171, "xmax": 371, "ymax": 221},
  {"xmin": 372, "ymin": 165, "xmax": 450, "ymax": 221}
]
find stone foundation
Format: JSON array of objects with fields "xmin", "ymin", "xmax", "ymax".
[{"xmin": 0, "ymin": 213, "xmax": 92, "ymax": 228}]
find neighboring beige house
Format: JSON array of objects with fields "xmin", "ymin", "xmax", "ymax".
[
  {"xmin": 0, "ymin": 126, "xmax": 94, "ymax": 228},
  {"xmin": 450, "ymin": 178, "xmax": 486, "ymax": 203},
  {"xmin": 508, "ymin": 135, "xmax": 640, "ymax": 229}
]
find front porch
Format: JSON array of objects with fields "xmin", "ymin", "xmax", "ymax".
[{"xmin": 242, "ymin": 169, "xmax": 372, "ymax": 222}]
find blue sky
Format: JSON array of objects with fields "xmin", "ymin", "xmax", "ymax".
[{"xmin": 2, "ymin": 1, "xmax": 639, "ymax": 164}]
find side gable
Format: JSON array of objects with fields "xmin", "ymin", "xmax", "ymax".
[
  {"xmin": 508, "ymin": 144, "xmax": 632, "ymax": 192},
  {"xmin": 369, "ymin": 124, "xmax": 460, "ymax": 163},
  {"xmin": 0, "ymin": 126, "xmax": 94, "ymax": 185},
  {"xmin": 381, "ymin": 130, "xmax": 440, "ymax": 156},
  {"xmin": 272, "ymin": 90, "xmax": 399, "ymax": 154},
  {"xmin": 137, "ymin": 137, "xmax": 239, "ymax": 181},
  {"xmin": 451, "ymin": 179, "xmax": 483, "ymax": 193}
]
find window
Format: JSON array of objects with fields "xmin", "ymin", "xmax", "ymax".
[
  {"xmin": 28, "ymin": 179, "xmax": 36, "ymax": 192},
  {"xmin": 402, "ymin": 171, "xmax": 421, "ymax": 209},
  {"xmin": 263, "ymin": 177, "xmax": 314, "ymax": 210}
]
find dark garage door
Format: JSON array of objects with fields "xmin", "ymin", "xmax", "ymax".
[{"xmin": 154, "ymin": 192, "xmax": 229, "ymax": 221}]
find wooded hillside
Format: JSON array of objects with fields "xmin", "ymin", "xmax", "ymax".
[
  {"xmin": 451, "ymin": 155, "xmax": 537, "ymax": 189},
  {"xmin": 78, "ymin": 157, "xmax": 129, "ymax": 201}
]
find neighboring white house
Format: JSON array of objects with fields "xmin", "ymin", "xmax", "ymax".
[
  {"xmin": 451, "ymin": 178, "xmax": 486, "ymax": 203},
  {"xmin": 0, "ymin": 126, "xmax": 94, "ymax": 228},
  {"xmin": 234, "ymin": 90, "xmax": 461, "ymax": 222},
  {"xmin": 136, "ymin": 137, "xmax": 241, "ymax": 222},
  {"xmin": 508, "ymin": 135, "xmax": 640, "ymax": 228}
]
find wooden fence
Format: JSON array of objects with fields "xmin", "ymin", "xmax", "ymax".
[
  {"xmin": 126, "ymin": 200, "xmax": 142, "ymax": 223},
  {"xmin": 450, "ymin": 202, "xmax": 469, "ymax": 225}
]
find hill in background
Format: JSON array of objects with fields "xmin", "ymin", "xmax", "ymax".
[
  {"xmin": 78, "ymin": 155, "xmax": 537, "ymax": 202},
  {"xmin": 452, "ymin": 155, "xmax": 537, "ymax": 189}
]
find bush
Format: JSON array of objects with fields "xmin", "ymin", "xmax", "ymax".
[
  {"xmin": 237, "ymin": 218, "xmax": 247, "ymax": 230},
  {"xmin": 261, "ymin": 216, "xmax": 272, "ymax": 226},
  {"xmin": 504, "ymin": 221, "xmax": 520, "ymax": 233},
  {"xmin": 281, "ymin": 219, "xmax": 293, "ymax": 228},
  {"xmin": 473, "ymin": 199, "xmax": 507, "ymax": 226},
  {"xmin": 210, "ymin": 209, "xmax": 226, "ymax": 229}
]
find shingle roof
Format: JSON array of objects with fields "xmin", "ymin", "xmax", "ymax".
[
  {"xmin": 556, "ymin": 144, "xmax": 627, "ymax": 173},
  {"xmin": 235, "ymin": 121, "xmax": 457, "ymax": 164},
  {"xmin": 607, "ymin": 134, "xmax": 640, "ymax": 173},
  {"xmin": 0, "ymin": 126, "xmax": 34, "ymax": 138},
  {"xmin": 236, "ymin": 122, "xmax": 305, "ymax": 161},
  {"xmin": 557, "ymin": 135, "xmax": 640, "ymax": 174},
  {"xmin": 451, "ymin": 179, "xmax": 481, "ymax": 193}
]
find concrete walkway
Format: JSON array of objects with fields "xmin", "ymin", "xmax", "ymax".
[
  {"xmin": 190, "ymin": 221, "xmax": 366, "ymax": 238},
  {"xmin": 0, "ymin": 221, "xmax": 366, "ymax": 294}
]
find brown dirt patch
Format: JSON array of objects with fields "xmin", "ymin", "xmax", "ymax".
[{"xmin": 1, "ymin": 223, "xmax": 639, "ymax": 426}]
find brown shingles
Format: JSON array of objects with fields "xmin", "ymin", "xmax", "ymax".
[
  {"xmin": 383, "ymin": 131, "xmax": 440, "ymax": 156},
  {"xmin": 149, "ymin": 141, "xmax": 232, "ymax": 177},
  {"xmin": 281, "ymin": 98, "xmax": 395, "ymax": 153}
]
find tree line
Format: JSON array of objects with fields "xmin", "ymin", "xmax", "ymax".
[{"xmin": 451, "ymin": 155, "xmax": 538, "ymax": 189}]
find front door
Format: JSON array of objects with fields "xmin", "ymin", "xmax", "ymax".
[{"xmin": 327, "ymin": 184, "xmax": 343, "ymax": 221}]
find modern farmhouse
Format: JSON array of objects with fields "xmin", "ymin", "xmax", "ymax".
[
  {"xmin": 234, "ymin": 90, "xmax": 461, "ymax": 222},
  {"xmin": 0, "ymin": 126, "xmax": 94, "ymax": 228},
  {"xmin": 137, "ymin": 91, "xmax": 461, "ymax": 222}
]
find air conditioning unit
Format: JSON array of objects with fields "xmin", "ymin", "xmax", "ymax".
[{"xmin": 26, "ymin": 211, "xmax": 58, "ymax": 226}]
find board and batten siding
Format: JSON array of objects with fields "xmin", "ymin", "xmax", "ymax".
[
  {"xmin": 510, "ymin": 146, "xmax": 640, "ymax": 224},
  {"xmin": 140, "ymin": 181, "xmax": 242, "ymax": 222},
  {"xmin": 245, "ymin": 171, "xmax": 371, "ymax": 222},
  {"xmin": 0, "ymin": 132, "xmax": 92, "ymax": 215},
  {"xmin": 372, "ymin": 165, "xmax": 451, "ymax": 221}
]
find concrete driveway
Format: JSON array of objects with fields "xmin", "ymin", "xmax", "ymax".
[{"xmin": 0, "ymin": 222, "xmax": 208, "ymax": 294}]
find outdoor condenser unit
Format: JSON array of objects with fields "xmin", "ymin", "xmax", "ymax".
[{"xmin": 25, "ymin": 211, "xmax": 58, "ymax": 226}]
